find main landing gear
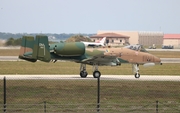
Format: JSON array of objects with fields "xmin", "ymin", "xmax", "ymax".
[
  {"xmin": 132, "ymin": 64, "xmax": 140, "ymax": 78},
  {"xmin": 92, "ymin": 64, "xmax": 101, "ymax": 78},
  {"xmin": 80, "ymin": 64, "xmax": 88, "ymax": 78},
  {"xmin": 80, "ymin": 63, "xmax": 101, "ymax": 78}
]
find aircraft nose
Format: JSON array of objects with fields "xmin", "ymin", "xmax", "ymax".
[{"xmin": 154, "ymin": 56, "xmax": 162, "ymax": 64}]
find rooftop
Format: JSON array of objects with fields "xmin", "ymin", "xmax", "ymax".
[
  {"xmin": 90, "ymin": 33, "xmax": 129, "ymax": 38},
  {"xmin": 164, "ymin": 34, "xmax": 180, "ymax": 39}
]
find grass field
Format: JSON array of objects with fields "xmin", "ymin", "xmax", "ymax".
[
  {"xmin": 0, "ymin": 61, "xmax": 180, "ymax": 75},
  {"xmin": 0, "ymin": 49, "xmax": 19, "ymax": 56},
  {"xmin": 1, "ymin": 80, "xmax": 180, "ymax": 112}
]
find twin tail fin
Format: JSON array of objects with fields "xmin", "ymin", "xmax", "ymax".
[{"xmin": 19, "ymin": 35, "xmax": 51, "ymax": 62}]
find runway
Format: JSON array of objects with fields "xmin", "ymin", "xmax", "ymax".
[
  {"xmin": 0, "ymin": 75, "xmax": 180, "ymax": 81},
  {"xmin": 0, "ymin": 56, "xmax": 20, "ymax": 61}
]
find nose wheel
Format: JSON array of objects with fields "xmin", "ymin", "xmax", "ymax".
[
  {"xmin": 132, "ymin": 64, "xmax": 140, "ymax": 78},
  {"xmin": 134, "ymin": 72, "xmax": 140, "ymax": 78}
]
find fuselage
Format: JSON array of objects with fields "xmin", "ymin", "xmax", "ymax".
[{"xmin": 49, "ymin": 42, "xmax": 161, "ymax": 65}]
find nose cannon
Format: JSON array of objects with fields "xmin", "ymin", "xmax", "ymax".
[{"xmin": 154, "ymin": 56, "xmax": 162, "ymax": 65}]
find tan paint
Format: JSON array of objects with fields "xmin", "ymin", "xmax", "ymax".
[{"xmin": 103, "ymin": 47, "xmax": 160, "ymax": 64}]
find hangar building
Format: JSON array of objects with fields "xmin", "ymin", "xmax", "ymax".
[{"xmin": 163, "ymin": 34, "xmax": 180, "ymax": 48}]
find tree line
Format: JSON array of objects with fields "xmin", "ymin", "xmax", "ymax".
[
  {"xmin": 5, "ymin": 35, "xmax": 92, "ymax": 46},
  {"xmin": 5, "ymin": 38, "xmax": 22, "ymax": 46},
  {"xmin": 0, "ymin": 32, "xmax": 94, "ymax": 40}
]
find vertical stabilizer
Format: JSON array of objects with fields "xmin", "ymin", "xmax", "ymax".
[
  {"xmin": 33, "ymin": 35, "xmax": 51, "ymax": 62},
  {"xmin": 19, "ymin": 35, "xmax": 51, "ymax": 62},
  {"xmin": 19, "ymin": 36, "xmax": 37, "ymax": 62}
]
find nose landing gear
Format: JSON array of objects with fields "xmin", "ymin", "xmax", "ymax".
[{"xmin": 132, "ymin": 64, "xmax": 140, "ymax": 78}]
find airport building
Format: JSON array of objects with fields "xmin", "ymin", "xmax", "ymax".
[
  {"xmin": 90, "ymin": 31, "xmax": 164, "ymax": 47},
  {"xmin": 90, "ymin": 32, "xmax": 130, "ymax": 46},
  {"xmin": 163, "ymin": 34, "xmax": 180, "ymax": 48},
  {"xmin": 138, "ymin": 31, "xmax": 164, "ymax": 47}
]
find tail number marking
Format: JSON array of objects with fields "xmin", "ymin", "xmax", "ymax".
[{"xmin": 39, "ymin": 43, "xmax": 45, "ymax": 55}]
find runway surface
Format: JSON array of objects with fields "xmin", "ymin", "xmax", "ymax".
[{"xmin": 0, "ymin": 75, "xmax": 180, "ymax": 81}]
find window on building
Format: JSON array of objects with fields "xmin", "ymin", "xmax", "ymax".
[
  {"xmin": 112, "ymin": 40, "xmax": 114, "ymax": 43},
  {"xmin": 120, "ymin": 40, "xmax": 122, "ymax": 43},
  {"xmin": 106, "ymin": 39, "xmax": 109, "ymax": 44}
]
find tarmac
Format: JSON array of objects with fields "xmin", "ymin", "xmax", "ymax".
[{"xmin": 0, "ymin": 75, "xmax": 180, "ymax": 81}]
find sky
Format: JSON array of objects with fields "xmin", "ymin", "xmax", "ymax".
[{"xmin": 0, "ymin": 0, "xmax": 180, "ymax": 34}]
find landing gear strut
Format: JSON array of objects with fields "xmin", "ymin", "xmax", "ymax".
[{"xmin": 132, "ymin": 64, "xmax": 140, "ymax": 78}]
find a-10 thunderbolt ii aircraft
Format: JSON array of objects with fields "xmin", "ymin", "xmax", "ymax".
[{"xmin": 19, "ymin": 35, "xmax": 162, "ymax": 78}]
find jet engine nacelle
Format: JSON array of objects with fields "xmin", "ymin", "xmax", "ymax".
[{"xmin": 51, "ymin": 42, "xmax": 85, "ymax": 56}]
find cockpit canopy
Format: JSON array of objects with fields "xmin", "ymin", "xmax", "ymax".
[{"xmin": 124, "ymin": 44, "xmax": 148, "ymax": 52}]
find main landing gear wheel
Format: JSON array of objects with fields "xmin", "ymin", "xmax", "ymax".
[
  {"xmin": 80, "ymin": 71, "xmax": 88, "ymax": 78},
  {"xmin": 93, "ymin": 71, "xmax": 101, "ymax": 78},
  {"xmin": 134, "ymin": 73, "xmax": 140, "ymax": 78},
  {"xmin": 80, "ymin": 64, "xmax": 88, "ymax": 78}
]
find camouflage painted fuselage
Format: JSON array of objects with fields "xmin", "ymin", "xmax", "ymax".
[
  {"xmin": 19, "ymin": 35, "xmax": 161, "ymax": 66},
  {"xmin": 49, "ymin": 42, "xmax": 161, "ymax": 66}
]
